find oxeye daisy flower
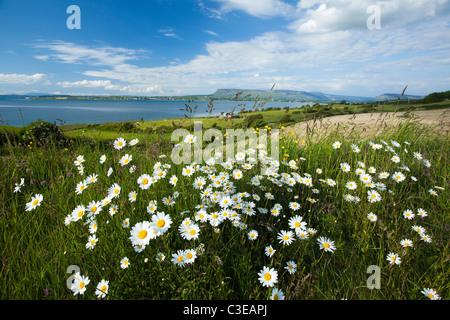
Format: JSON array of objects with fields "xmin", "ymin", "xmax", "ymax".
[
  {"xmin": 137, "ymin": 174, "xmax": 152, "ymax": 190},
  {"xmin": 88, "ymin": 220, "xmax": 98, "ymax": 234},
  {"xmin": 129, "ymin": 138, "xmax": 139, "ymax": 146},
  {"xmin": 367, "ymin": 190, "xmax": 381, "ymax": 203},
  {"xmin": 289, "ymin": 215, "xmax": 307, "ymax": 232},
  {"xmin": 169, "ymin": 175, "xmax": 178, "ymax": 186},
  {"xmin": 277, "ymin": 230, "xmax": 295, "ymax": 246},
  {"xmin": 420, "ymin": 234, "xmax": 432, "ymax": 243},
  {"xmin": 75, "ymin": 181, "xmax": 87, "ymax": 195},
  {"xmin": 345, "ymin": 181, "xmax": 357, "ymax": 190},
  {"xmin": 109, "ymin": 204, "xmax": 118, "ymax": 216},
  {"xmin": 162, "ymin": 196, "xmax": 175, "ymax": 207},
  {"xmin": 184, "ymin": 134, "xmax": 196, "ymax": 144},
  {"xmin": 289, "ymin": 202, "xmax": 300, "ymax": 211},
  {"xmin": 95, "ymin": 280, "xmax": 109, "ymax": 299},
  {"xmin": 129, "ymin": 221, "xmax": 154, "ymax": 246},
  {"xmin": 86, "ymin": 201, "xmax": 102, "ymax": 218},
  {"xmin": 392, "ymin": 172, "xmax": 406, "ymax": 183},
  {"xmin": 120, "ymin": 257, "xmax": 130, "ymax": 269},
  {"xmin": 114, "ymin": 137, "xmax": 126, "ymax": 150},
  {"xmin": 71, "ymin": 205, "xmax": 86, "ymax": 222},
  {"xmin": 119, "ymin": 154, "xmax": 132, "ymax": 166},
  {"xmin": 270, "ymin": 288, "xmax": 285, "ymax": 300},
  {"xmin": 403, "ymin": 209, "xmax": 415, "ymax": 220},
  {"xmin": 367, "ymin": 212, "xmax": 378, "ymax": 222},
  {"xmin": 182, "ymin": 223, "xmax": 200, "ymax": 241},
  {"xmin": 417, "ymin": 208, "xmax": 428, "ymax": 218},
  {"xmin": 285, "ymin": 261, "xmax": 297, "ymax": 274},
  {"xmin": 340, "ymin": 162, "xmax": 351, "ymax": 173},
  {"xmin": 70, "ymin": 274, "xmax": 90, "ymax": 295},
  {"xmin": 85, "ymin": 234, "xmax": 97, "ymax": 250},
  {"xmin": 99, "ymin": 154, "xmax": 106, "ymax": 164},
  {"xmin": 74, "ymin": 155, "xmax": 85, "ymax": 166},
  {"xmin": 107, "ymin": 183, "xmax": 121, "ymax": 199},
  {"xmin": 344, "ymin": 194, "xmax": 354, "ymax": 202},
  {"xmin": 150, "ymin": 212, "xmax": 172, "ymax": 236},
  {"xmin": 25, "ymin": 193, "xmax": 43, "ymax": 211},
  {"xmin": 412, "ymin": 225, "xmax": 425, "ymax": 234},
  {"xmin": 326, "ymin": 178, "xmax": 336, "ymax": 187},
  {"xmin": 421, "ymin": 288, "xmax": 440, "ymax": 300},
  {"xmin": 386, "ymin": 252, "xmax": 401, "ymax": 265},
  {"xmin": 258, "ymin": 266, "xmax": 278, "ymax": 287},
  {"xmin": 265, "ymin": 245, "xmax": 276, "ymax": 257},
  {"xmin": 360, "ymin": 173, "xmax": 372, "ymax": 184},
  {"xmin": 171, "ymin": 250, "xmax": 187, "ymax": 267},
  {"xmin": 107, "ymin": 167, "xmax": 113, "ymax": 177},
  {"xmin": 391, "ymin": 155, "xmax": 401, "ymax": 163},
  {"xmin": 317, "ymin": 237, "xmax": 336, "ymax": 252},
  {"xmin": 156, "ymin": 252, "xmax": 165, "ymax": 262},
  {"xmin": 265, "ymin": 192, "xmax": 274, "ymax": 200},
  {"xmin": 378, "ymin": 171, "xmax": 389, "ymax": 179},
  {"xmin": 332, "ymin": 141, "xmax": 341, "ymax": 149},
  {"xmin": 208, "ymin": 212, "xmax": 224, "ymax": 227},
  {"xmin": 400, "ymin": 239, "xmax": 413, "ymax": 248},
  {"xmin": 184, "ymin": 249, "xmax": 197, "ymax": 264},
  {"xmin": 122, "ymin": 218, "xmax": 130, "ymax": 228},
  {"xmin": 128, "ymin": 191, "xmax": 137, "ymax": 202},
  {"xmin": 247, "ymin": 229, "xmax": 258, "ymax": 241},
  {"xmin": 182, "ymin": 166, "xmax": 195, "ymax": 177},
  {"xmin": 85, "ymin": 173, "xmax": 98, "ymax": 184}
]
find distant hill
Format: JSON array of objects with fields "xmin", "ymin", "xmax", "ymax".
[
  {"xmin": 209, "ymin": 88, "xmax": 376, "ymax": 103},
  {"xmin": 375, "ymin": 93, "xmax": 424, "ymax": 101}
]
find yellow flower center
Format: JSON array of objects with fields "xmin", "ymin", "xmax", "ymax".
[
  {"xmin": 32, "ymin": 199, "xmax": 39, "ymax": 206},
  {"xmin": 138, "ymin": 230, "xmax": 148, "ymax": 239},
  {"xmin": 295, "ymin": 222, "xmax": 300, "ymax": 228},
  {"xmin": 79, "ymin": 282, "xmax": 85, "ymax": 289},
  {"xmin": 91, "ymin": 206, "xmax": 97, "ymax": 213},
  {"xmin": 142, "ymin": 179, "xmax": 148, "ymax": 185},
  {"xmin": 264, "ymin": 273, "xmax": 271, "ymax": 281},
  {"xmin": 323, "ymin": 243, "xmax": 330, "ymax": 248},
  {"xmin": 186, "ymin": 253, "xmax": 193, "ymax": 259},
  {"xmin": 78, "ymin": 210, "xmax": 84, "ymax": 218},
  {"xmin": 157, "ymin": 219, "xmax": 165, "ymax": 228},
  {"xmin": 101, "ymin": 285, "xmax": 107, "ymax": 293}
]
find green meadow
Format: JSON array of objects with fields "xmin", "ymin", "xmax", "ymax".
[{"xmin": 0, "ymin": 98, "xmax": 448, "ymax": 300}]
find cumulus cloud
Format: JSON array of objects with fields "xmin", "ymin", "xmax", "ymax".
[
  {"xmin": 0, "ymin": 73, "xmax": 47, "ymax": 84},
  {"xmin": 290, "ymin": 0, "xmax": 450, "ymax": 33}
]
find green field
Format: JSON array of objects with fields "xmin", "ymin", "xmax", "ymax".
[{"xmin": 0, "ymin": 98, "xmax": 449, "ymax": 300}]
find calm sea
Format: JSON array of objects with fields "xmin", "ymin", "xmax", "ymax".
[{"xmin": 0, "ymin": 97, "xmax": 313, "ymax": 127}]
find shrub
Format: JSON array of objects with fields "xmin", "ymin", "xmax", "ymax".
[{"xmin": 20, "ymin": 120, "xmax": 68, "ymax": 147}]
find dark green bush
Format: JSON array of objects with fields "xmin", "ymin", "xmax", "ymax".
[{"xmin": 20, "ymin": 120, "xmax": 68, "ymax": 147}]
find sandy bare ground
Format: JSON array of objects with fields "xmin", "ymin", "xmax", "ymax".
[{"xmin": 286, "ymin": 109, "xmax": 450, "ymax": 141}]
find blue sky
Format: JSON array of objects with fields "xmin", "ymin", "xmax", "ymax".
[{"xmin": 0, "ymin": 0, "xmax": 449, "ymax": 97}]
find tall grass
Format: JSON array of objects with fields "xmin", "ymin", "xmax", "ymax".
[{"xmin": 0, "ymin": 114, "xmax": 448, "ymax": 300}]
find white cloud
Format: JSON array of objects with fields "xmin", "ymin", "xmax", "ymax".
[
  {"xmin": 290, "ymin": 0, "xmax": 450, "ymax": 33},
  {"xmin": 204, "ymin": 0, "xmax": 295, "ymax": 17},
  {"xmin": 33, "ymin": 40, "xmax": 144, "ymax": 66},
  {"xmin": 0, "ymin": 73, "xmax": 47, "ymax": 84}
]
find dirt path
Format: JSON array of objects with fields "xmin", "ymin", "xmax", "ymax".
[{"xmin": 286, "ymin": 109, "xmax": 450, "ymax": 140}]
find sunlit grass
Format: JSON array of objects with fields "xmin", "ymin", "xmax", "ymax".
[{"xmin": 1, "ymin": 114, "xmax": 448, "ymax": 300}]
